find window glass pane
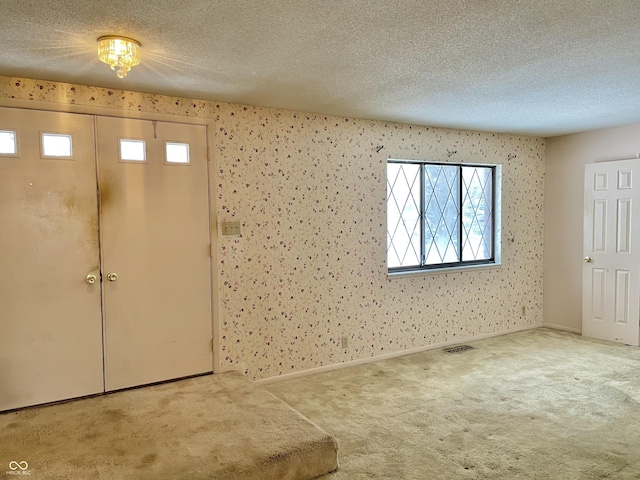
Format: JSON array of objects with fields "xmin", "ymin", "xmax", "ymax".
[
  {"xmin": 387, "ymin": 160, "xmax": 498, "ymax": 272},
  {"xmin": 0, "ymin": 130, "xmax": 16, "ymax": 154},
  {"xmin": 462, "ymin": 166, "xmax": 493, "ymax": 261},
  {"xmin": 120, "ymin": 139, "xmax": 146, "ymax": 162},
  {"xmin": 424, "ymin": 165, "xmax": 460, "ymax": 264},
  {"xmin": 166, "ymin": 142, "xmax": 190, "ymax": 164},
  {"xmin": 42, "ymin": 133, "xmax": 72, "ymax": 157},
  {"xmin": 387, "ymin": 163, "xmax": 421, "ymax": 268}
]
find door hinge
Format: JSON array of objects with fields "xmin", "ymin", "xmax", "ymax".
[
  {"xmin": 211, "ymin": 338, "xmax": 215, "ymax": 351},
  {"xmin": 206, "ymin": 146, "xmax": 211, "ymax": 161}
]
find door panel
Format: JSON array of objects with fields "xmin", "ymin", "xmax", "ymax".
[
  {"xmin": 583, "ymin": 159, "xmax": 640, "ymax": 346},
  {"xmin": 0, "ymin": 108, "xmax": 103, "ymax": 410},
  {"xmin": 96, "ymin": 117, "xmax": 212, "ymax": 391}
]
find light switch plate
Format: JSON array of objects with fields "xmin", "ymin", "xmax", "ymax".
[{"xmin": 221, "ymin": 221, "xmax": 241, "ymax": 236}]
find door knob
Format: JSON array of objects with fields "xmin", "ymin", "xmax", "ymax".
[
  {"xmin": 583, "ymin": 256, "xmax": 592, "ymax": 263},
  {"xmin": 86, "ymin": 274, "xmax": 97, "ymax": 285},
  {"xmin": 107, "ymin": 272, "xmax": 118, "ymax": 282}
]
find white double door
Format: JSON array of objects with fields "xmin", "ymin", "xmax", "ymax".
[{"xmin": 0, "ymin": 108, "xmax": 213, "ymax": 411}]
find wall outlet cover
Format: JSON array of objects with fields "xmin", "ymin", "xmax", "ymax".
[{"xmin": 222, "ymin": 221, "xmax": 241, "ymax": 236}]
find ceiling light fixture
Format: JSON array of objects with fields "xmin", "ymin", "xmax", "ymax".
[{"xmin": 97, "ymin": 36, "xmax": 141, "ymax": 79}]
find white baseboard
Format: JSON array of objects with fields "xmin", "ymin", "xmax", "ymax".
[
  {"xmin": 543, "ymin": 323, "xmax": 582, "ymax": 334},
  {"xmin": 256, "ymin": 322, "xmax": 544, "ymax": 386}
]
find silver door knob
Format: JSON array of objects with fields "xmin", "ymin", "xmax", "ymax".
[
  {"xmin": 583, "ymin": 256, "xmax": 592, "ymax": 263},
  {"xmin": 86, "ymin": 274, "xmax": 97, "ymax": 285},
  {"xmin": 107, "ymin": 272, "xmax": 118, "ymax": 282}
]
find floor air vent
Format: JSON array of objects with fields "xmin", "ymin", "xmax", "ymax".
[{"xmin": 444, "ymin": 345, "xmax": 473, "ymax": 353}]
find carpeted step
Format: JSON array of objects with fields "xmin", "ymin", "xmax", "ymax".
[{"xmin": 0, "ymin": 372, "xmax": 339, "ymax": 479}]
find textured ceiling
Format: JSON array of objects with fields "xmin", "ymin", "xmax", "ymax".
[{"xmin": 0, "ymin": 0, "xmax": 639, "ymax": 137}]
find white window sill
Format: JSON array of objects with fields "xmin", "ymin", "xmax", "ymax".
[{"xmin": 387, "ymin": 262, "xmax": 502, "ymax": 279}]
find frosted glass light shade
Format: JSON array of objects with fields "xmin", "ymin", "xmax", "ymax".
[{"xmin": 97, "ymin": 36, "xmax": 141, "ymax": 78}]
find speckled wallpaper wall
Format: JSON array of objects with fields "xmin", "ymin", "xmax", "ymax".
[{"xmin": 0, "ymin": 76, "xmax": 545, "ymax": 381}]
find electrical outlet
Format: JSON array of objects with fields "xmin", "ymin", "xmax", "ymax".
[
  {"xmin": 221, "ymin": 221, "xmax": 241, "ymax": 236},
  {"xmin": 341, "ymin": 336, "xmax": 349, "ymax": 349}
]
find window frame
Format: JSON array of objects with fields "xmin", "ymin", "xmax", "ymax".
[
  {"xmin": 40, "ymin": 131, "xmax": 74, "ymax": 160},
  {"xmin": 118, "ymin": 137, "xmax": 147, "ymax": 163},
  {"xmin": 387, "ymin": 159, "xmax": 502, "ymax": 276},
  {"xmin": 164, "ymin": 141, "xmax": 191, "ymax": 165},
  {"xmin": 0, "ymin": 129, "xmax": 19, "ymax": 157}
]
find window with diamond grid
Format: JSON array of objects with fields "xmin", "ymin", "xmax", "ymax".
[{"xmin": 387, "ymin": 160, "xmax": 498, "ymax": 272}]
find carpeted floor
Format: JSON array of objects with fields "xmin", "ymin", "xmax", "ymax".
[
  {"xmin": 4, "ymin": 328, "xmax": 640, "ymax": 479},
  {"xmin": 0, "ymin": 372, "xmax": 338, "ymax": 480},
  {"xmin": 266, "ymin": 328, "xmax": 640, "ymax": 479}
]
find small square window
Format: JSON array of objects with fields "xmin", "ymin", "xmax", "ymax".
[
  {"xmin": 0, "ymin": 130, "xmax": 17, "ymax": 155},
  {"xmin": 165, "ymin": 142, "xmax": 190, "ymax": 164},
  {"xmin": 120, "ymin": 139, "xmax": 146, "ymax": 162},
  {"xmin": 42, "ymin": 133, "xmax": 72, "ymax": 158}
]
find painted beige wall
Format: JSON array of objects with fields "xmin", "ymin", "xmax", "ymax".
[
  {"xmin": 544, "ymin": 123, "xmax": 640, "ymax": 332},
  {"xmin": 0, "ymin": 76, "xmax": 545, "ymax": 381}
]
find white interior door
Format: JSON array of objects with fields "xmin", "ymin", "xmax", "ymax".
[
  {"xmin": 583, "ymin": 159, "xmax": 640, "ymax": 346},
  {"xmin": 96, "ymin": 116, "xmax": 213, "ymax": 391},
  {"xmin": 0, "ymin": 108, "xmax": 103, "ymax": 410}
]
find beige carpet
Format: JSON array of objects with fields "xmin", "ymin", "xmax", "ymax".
[
  {"xmin": 266, "ymin": 328, "xmax": 640, "ymax": 479},
  {"xmin": 0, "ymin": 372, "xmax": 338, "ymax": 480}
]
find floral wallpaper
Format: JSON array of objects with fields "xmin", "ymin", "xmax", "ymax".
[
  {"xmin": 0, "ymin": 76, "xmax": 211, "ymax": 118},
  {"xmin": 0, "ymin": 76, "xmax": 545, "ymax": 381},
  {"xmin": 214, "ymin": 107, "xmax": 545, "ymax": 379}
]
